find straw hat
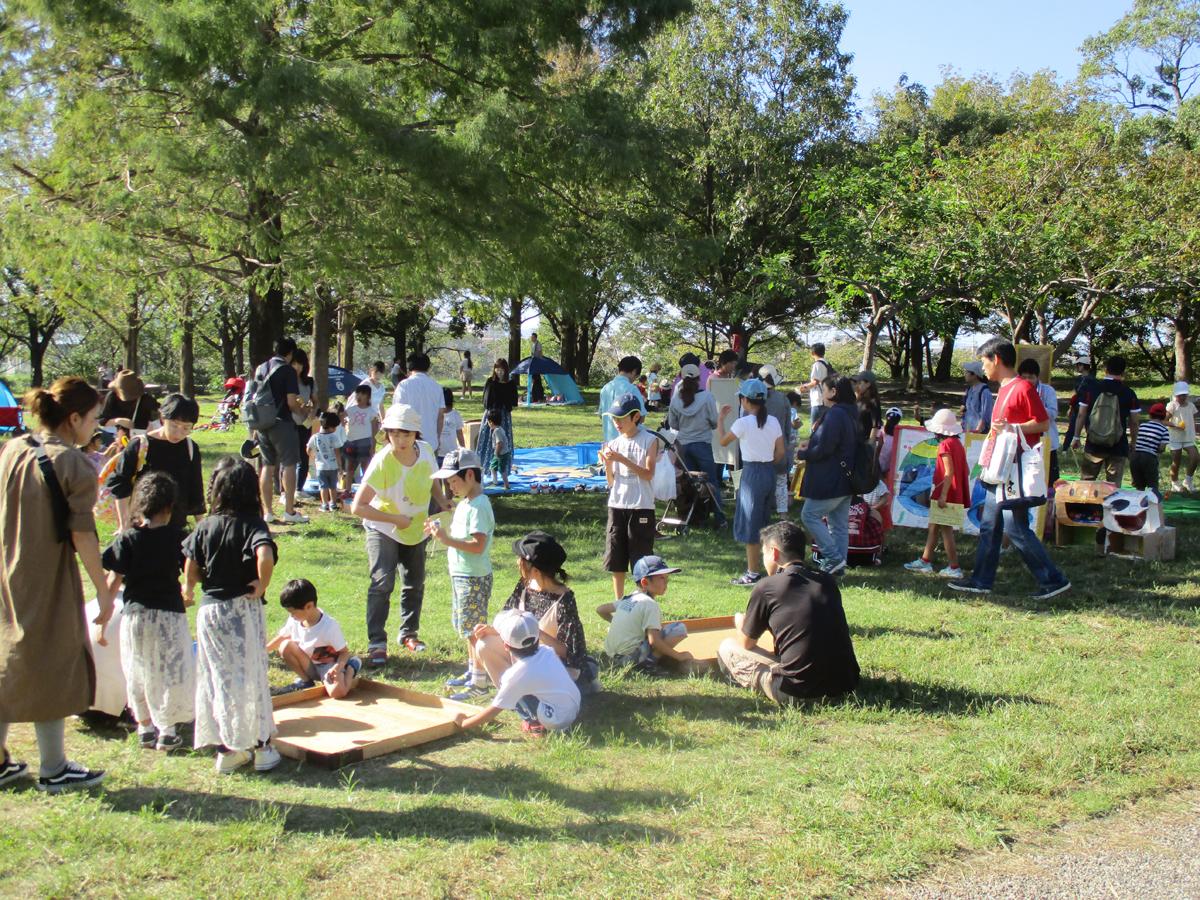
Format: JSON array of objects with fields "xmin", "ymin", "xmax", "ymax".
[
  {"xmin": 108, "ymin": 369, "xmax": 144, "ymax": 401},
  {"xmin": 924, "ymin": 408, "xmax": 963, "ymax": 437}
]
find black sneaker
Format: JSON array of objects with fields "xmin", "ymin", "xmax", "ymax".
[
  {"xmin": 36, "ymin": 761, "xmax": 106, "ymax": 794},
  {"xmin": 138, "ymin": 729, "xmax": 157, "ymax": 749},
  {"xmin": 155, "ymin": 733, "xmax": 185, "ymax": 752},
  {"xmin": 0, "ymin": 756, "xmax": 30, "ymax": 788},
  {"xmin": 731, "ymin": 571, "xmax": 762, "ymax": 586},
  {"xmin": 1030, "ymin": 581, "xmax": 1071, "ymax": 601},
  {"xmin": 947, "ymin": 580, "xmax": 990, "ymax": 595}
]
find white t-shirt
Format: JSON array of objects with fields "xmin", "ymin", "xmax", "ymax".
[
  {"xmin": 393, "ymin": 372, "xmax": 445, "ymax": 443},
  {"xmin": 607, "ymin": 427, "xmax": 657, "ymax": 509},
  {"xmin": 1167, "ymin": 399, "xmax": 1197, "ymax": 443},
  {"xmin": 360, "ymin": 378, "xmax": 388, "ymax": 410},
  {"xmin": 276, "ymin": 610, "xmax": 347, "ymax": 666},
  {"xmin": 343, "ymin": 401, "xmax": 379, "ymax": 443},
  {"xmin": 809, "ymin": 359, "xmax": 829, "ymax": 411},
  {"xmin": 730, "ymin": 413, "xmax": 783, "ymax": 462},
  {"xmin": 439, "ymin": 409, "xmax": 465, "ymax": 456},
  {"xmin": 307, "ymin": 430, "xmax": 345, "ymax": 471},
  {"xmin": 861, "ymin": 480, "xmax": 890, "ymax": 507},
  {"xmin": 493, "ymin": 644, "xmax": 581, "ymax": 730}
]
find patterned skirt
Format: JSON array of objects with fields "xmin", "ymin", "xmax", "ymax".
[
  {"xmin": 477, "ymin": 408, "xmax": 514, "ymax": 476},
  {"xmin": 194, "ymin": 596, "xmax": 275, "ymax": 751},
  {"xmin": 120, "ymin": 607, "xmax": 196, "ymax": 730}
]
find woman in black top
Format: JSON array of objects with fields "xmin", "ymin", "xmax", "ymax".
[
  {"xmin": 99, "ymin": 370, "xmax": 160, "ymax": 431},
  {"xmin": 107, "ymin": 393, "xmax": 204, "ymax": 531},
  {"xmin": 291, "ymin": 349, "xmax": 317, "ymax": 491},
  {"xmin": 478, "ymin": 358, "xmax": 518, "ymax": 478}
]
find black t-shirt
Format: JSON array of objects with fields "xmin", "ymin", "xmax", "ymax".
[
  {"xmin": 1081, "ymin": 378, "xmax": 1140, "ymax": 457},
  {"xmin": 103, "ymin": 525, "xmax": 186, "ymax": 613},
  {"xmin": 258, "ymin": 356, "xmax": 300, "ymax": 422},
  {"xmin": 98, "ymin": 391, "xmax": 160, "ymax": 429},
  {"xmin": 106, "ymin": 436, "xmax": 205, "ymax": 529},
  {"xmin": 742, "ymin": 563, "xmax": 859, "ymax": 698},
  {"xmin": 182, "ymin": 514, "xmax": 277, "ymax": 604}
]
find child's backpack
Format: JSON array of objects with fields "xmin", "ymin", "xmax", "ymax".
[
  {"xmin": 846, "ymin": 499, "xmax": 884, "ymax": 566},
  {"xmin": 243, "ymin": 359, "xmax": 285, "ymax": 432},
  {"xmin": 1086, "ymin": 389, "xmax": 1123, "ymax": 448}
]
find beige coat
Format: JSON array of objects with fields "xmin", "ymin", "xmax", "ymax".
[{"xmin": 0, "ymin": 434, "xmax": 98, "ymax": 721}]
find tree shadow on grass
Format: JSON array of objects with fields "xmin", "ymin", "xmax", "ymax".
[
  {"xmin": 844, "ymin": 674, "xmax": 1043, "ymax": 716},
  {"xmin": 851, "ymin": 625, "xmax": 957, "ymax": 640},
  {"xmin": 99, "ymin": 785, "xmax": 677, "ymax": 845}
]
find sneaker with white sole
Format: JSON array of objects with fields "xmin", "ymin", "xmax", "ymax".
[
  {"xmin": 904, "ymin": 558, "xmax": 933, "ymax": 574},
  {"xmin": 254, "ymin": 743, "xmax": 282, "ymax": 772},
  {"xmin": 36, "ymin": 761, "xmax": 106, "ymax": 793},
  {"xmin": 1030, "ymin": 581, "xmax": 1071, "ymax": 601},
  {"xmin": 821, "ymin": 560, "xmax": 847, "ymax": 577},
  {"xmin": 947, "ymin": 579, "xmax": 990, "ymax": 595},
  {"xmin": 450, "ymin": 682, "xmax": 492, "ymax": 702},
  {"xmin": 155, "ymin": 733, "xmax": 184, "ymax": 752},
  {"xmin": 1171, "ymin": 480, "xmax": 1185, "ymax": 493},
  {"xmin": 445, "ymin": 670, "xmax": 473, "ymax": 687},
  {"xmin": 216, "ymin": 749, "xmax": 253, "ymax": 774},
  {"xmin": 937, "ymin": 566, "xmax": 964, "ymax": 579},
  {"xmin": 0, "ymin": 756, "xmax": 30, "ymax": 788},
  {"xmin": 731, "ymin": 571, "xmax": 762, "ymax": 586},
  {"xmin": 1186, "ymin": 477, "xmax": 1195, "ymax": 492},
  {"xmin": 277, "ymin": 510, "xmax": 309, "ymax": 524},
  {"xmin": 264, "ymin": 512, "xmax": 276, "ymax": 524}
]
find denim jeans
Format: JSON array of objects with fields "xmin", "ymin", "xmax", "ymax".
[
  {"xmin": 678, "ymin": 440, "xmax": 727, "ymax": 524},
  {"xmin": 801, "ymin": 495, "xmax": 852, "ymax": 565},
  {"xmin": 968, "ymin": 482, "xmax": 1066, "ymax": 591},
  {"xmin": 365, "ymin": 528, "xmax": 427, "ymax": 649}
]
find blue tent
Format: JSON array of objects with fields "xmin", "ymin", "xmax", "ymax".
[
  {"xmin": 0, "ymin": 379, "xmax": 20, "ymax": 432},
  {"xmin": 328, "ymin": 365, "xmax": 368, "ymax": 399},
  {"xmin": 510, "ymin": 357, "xmax": 584, "ymax": 405}
]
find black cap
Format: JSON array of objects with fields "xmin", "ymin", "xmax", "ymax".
[
  {"xmin": 511, "ymin": 531, "xmax": 567, "ymax": 573},
  {"xmin": 240, "ymin": 438, "xmax": 261, "ymax": 460}
]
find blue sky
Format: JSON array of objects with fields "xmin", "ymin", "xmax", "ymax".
[{"xmin": 839, "ymin": 0, "xmax": 1133, "ymax": 106}]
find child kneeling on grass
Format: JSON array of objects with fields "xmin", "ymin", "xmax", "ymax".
[
  {"xmin": 453, "ymin": 609, "xmax": 580, "ymax": 736},
  {"xmin": 267, "ymin": 578, "xmax": 360, "ymax": 698},
  {"xmin": 597, "ymin": 554, "xmax": 692, "ymax": 672},
  {"xmin": 184, "ymin": 457, "xmax": 281, "ymax": 774},
  {"xmin": 425, "ymin": 449, "xmax": 495, "ymax": 701}
]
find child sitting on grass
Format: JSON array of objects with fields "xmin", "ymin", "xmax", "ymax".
[
  {"xmin": 453, "ymin": 609, "xmax": 580, "ymax": 736},
  {"xmin": 102, "ymin": 471, "xmax": 195, "ymax": 752},
  {"xmin": 486, "ymin": 408, "xmax": 511, "ymax": 489},
  {"xmin": 267, "ymin": 578, "xmax": 360, "ymax": 698},
  {"xmin": 306, "ymin": 411, "xmax": 345, "ymax": 511},
  {"xmin": 597, "ymin": 554, "xmax": 692, "ymax": 672},
  {"xmin": 905, "ymin": 409, "xmax": 969, "ymax": 579},
  {"xmin": 425, "ymin": 449, "xmax": 495, "ymax": 700}
]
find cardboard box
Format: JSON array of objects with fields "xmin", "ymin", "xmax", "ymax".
[
  {"xmin": 1104, "ymin": 526, "xmax": 1176, "ymax": 561},
  {"xmin": 465, "ymin": 419, "xmax": 481, "ymax": 450}
]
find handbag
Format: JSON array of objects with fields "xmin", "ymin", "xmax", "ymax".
[
  {"xmin": 652, "ymin": 448, "xmax": 677, "ymax": 501},
  {"xmin": 978, "ymin": 427, "xmax": 1018, "ymax": 486},
  {"xmin": 997, "ymin": 428, "xmax": 1047, "ymax": 510}
]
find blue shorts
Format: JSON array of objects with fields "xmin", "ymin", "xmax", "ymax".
[
  {"xmin": 610, "ymin": 621, "xmax": 688, "ymax": 667},
  {"xmin": 317, "ymin": 469, "xmax": 339, "ymax": 490}
]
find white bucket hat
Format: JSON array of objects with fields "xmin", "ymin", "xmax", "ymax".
[
  {"xmin": 380, "ymin": 403, "xmax": 422, "ymax": 432},
  {"xmin": 924, "ymin": 408, "xmax": 963, "ymax": 437},
  {"xmin": 1173, "ymin": 381, "xmax": 1191, "ymax": 396},
  {"xmin": 758, "ymin": 364, "xmax": 781, "ymax": 386}
]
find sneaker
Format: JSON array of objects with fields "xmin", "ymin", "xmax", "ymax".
[
  {"xmin": 155, "ymin": 733, "xmax": 184, "ymax": 752},
  {"xmin": 254, "ymin": 743, "xmax": 282, "ymax": 772},
  {"xmin": 400, "ymin": 635, "xmax": 426, "ymax": 653},
  {"xmin": 1172, "ymin": 480, "xmax": 1185, "ymax": 493},
  {"xmin": 445, "ymin": 671, "xmax": 473, "ymax": 687},
  {"xmin": 366, "ymin": 648, "xmax": 387, "ymax": 667},
  {"xmin": 904, "ymin": 558, "xmax": 934, "ymax": 574},
  {"xmin": 947, "ymin": 580, "xmax": 990, "ymax": 595},
  {"xmin": 821, "ymin": 560, "xmax": 847, "ymax": 577},
  {"xmin": 277, "ymin": 510, "xmax": 309, "ymax": 524},
  {"xmin": 138, "ymin": 729, "xmax": 157, "ymax": 749},
  {"xmin": 731, "ymin": 571, "xmax": 762, "ymax": 586},
  {"xmin": 0, "ymin": 757, "xmax": 30, "ymax": 788},
  {"xmin": 937, "ymin": 566, "xmax": 964, "ymax": 579},
  {"xmin": 215, "ymin": 749, "xmax": 253, "ymax": 774},
  {"xmin": 36, "ymin": 761, "xmax": 106, "ymax": 793},
  {"xmin": 520, "ymin": 720, "xmax": 547, "ymax": 736},
  {"xmin": 1186, "ymin": 477, "xmax": 1196, "ymax": 492},
  {"xmin": 450, "ymin": 682, "xmax": 492, "ymax": 702},
  {"xmin": 1030, "ymin": 581, "xmax": 1072, "ymax": 601},
  {"xmin": 264, "ymin": 512, "xmax": 276, "ymax": 524}
]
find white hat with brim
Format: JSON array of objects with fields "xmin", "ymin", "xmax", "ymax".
[
  {"xmin": 758, "ymin": 364, "xmax": 781, "ymax": 385},
  {"xmin": 924, "ymin": 408, "xmax": 964, "ymax": 437},
  {"xmin": 380, "ymin": 403, "xmax": 422, "ymax": 432},
  {"xmin": 1173, "ymin": 381, "xmax": 1191, "ymax": 396}
]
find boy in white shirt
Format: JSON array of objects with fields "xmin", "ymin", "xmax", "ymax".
[
  {"xmin": 1167, "ymin": 382, "xmax": 1197, "ymax": 492},
  {"xmin": 597, "ymin": 555, "xmax": 691, "ymax": 672},
  {"xmin": 266, "ymin": 579, "xmax": 360, "ymax": 698},
  {"xmin": 306, "ymin": 411, "xmax": 345, "ymax": 511},
  {"xmin": 599, "ymin": 393, "xmax": 659, "ymax": 599},
  {"xmin": 453, "ymin": 610, "xmax": 580, "ymax": 736},
  {"xmin": 437, "ymin": 387, "xmax": 466, "ymax": 463}
]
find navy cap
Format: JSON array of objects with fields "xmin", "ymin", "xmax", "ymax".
[
  {"xmin": 632, "ymin": 554, "xmax": 682, "ymax": 582},
  {"xmin": 605, "ymin": 392, "xmax": 643, "ymax": 419}
]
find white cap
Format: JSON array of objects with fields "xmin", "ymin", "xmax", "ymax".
[
  {"xmin": 380, "ymin": 404, "xmax": 421, "ymax": 432},
  {"xmin": 1173, "ymin": 381, "xmax": 1190, "ymax": 396},
  {"xmin": 758, "ymin": 364, "xmax": 781, "ymax": 385},
  {"xmin": 924, "ymin": 408, "xmax": 963, "ymax": 437},
  {"xmin": 1075, "ymin": 354, "xmax": 1091, "ymax": 366},
  {"xmin": 493, "ymin": 609, "xmax": 540, "ymax": 650}
]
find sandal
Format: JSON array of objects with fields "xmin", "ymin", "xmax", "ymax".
[{"xmin": 401, "ymin": 635, "xmax": 426, "ymax": 653}]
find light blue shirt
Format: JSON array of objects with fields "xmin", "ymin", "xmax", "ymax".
[
  {"xmin": 963, "ymin": 382, "xmax": 994, "ymax": 434},
  {"xmin": 1036, "ymin": 381, "xmax": 1060, "ymax": 451},
  {"xmin": 598, "ymin": 375, "xmax": 647, "ymax": 442}
]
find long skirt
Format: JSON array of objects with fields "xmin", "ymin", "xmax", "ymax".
[
  {"xmin": 194, "ymin": 597, "xmax": 275, "ymax": 751},
  {"xmin": 477, "ymin": 408, "xmax": 514, "ymax": 476},
  {"xmin": 120, "ymin": 607, "xmax": 196, "ymax": 730},
  {"xmin": 734, "ymin": 461, "xmax": 775, "ymax": 545}
]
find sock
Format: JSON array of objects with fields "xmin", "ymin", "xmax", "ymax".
[{"xmin": 159, "ymin": 725, "xmax": 176, "ymax": 738}]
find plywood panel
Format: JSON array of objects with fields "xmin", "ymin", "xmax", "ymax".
[
  {"xmin": 663, "ymin": 615, "xmax": 776, "ymax": 672},
  {"xmin": 271, "ymin": 679, "xmax": 476, "ymax": 769}
]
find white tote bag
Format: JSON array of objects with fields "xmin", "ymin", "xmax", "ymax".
[
  {"xmin": 978, "ymin": 427, "xmax": 1018, "ymax": 486},
  {"xmin": 998, "ymin": 429, "xmax": 1047, "ymax": 510}
]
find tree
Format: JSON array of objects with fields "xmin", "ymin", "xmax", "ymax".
[{"xmin": 0, "ymin": 266, "xmax": 64, "ymax": 387}]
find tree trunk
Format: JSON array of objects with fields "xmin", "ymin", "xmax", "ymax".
[
  {"xmin": 312, "ymin": 287, "xmax": 334, "ymax": 411},
  {"xmin": 235, "ymin": 338, "xmax": 245, "ymax": 377},
  {"xmin": 125, "ymin": 293, "xmax": 141, "ymax": 373},
  {"xmin": 935, "ymin": 328, "xmax": 957, "ymax": 381},
  {"xmin": 245, "ymin": 189, "xmax": 285, "ymax": 366},
  {"xmin": 392, "ymin": 304, "xmax": 412, "ymax": 366},
  {"xmin": 26, "ymin": 312, "xmax": 46, "ymax": 388},
  {"xmin": 179, "ymin": 315, "xmax": 195, "ymax": 396},
  {"xmin": 560, "ymin": 317, "xmax": 579, "ymax": 382},
  {"xmin": 1174, "ymin": 313, "xmax": 1193, "ymax": 382},
  {"xmin": 906, "ymin": 328, "xmax": 923, "ymax": 392},
  {"xmin": 338, "ymin": 304, "xmax": 355, "ymax": 371},
  {"xmin": 217, "ymin": 303, "xmax": 237, "ymax": 378},
  {"xmin": 507, "ymin": 298, "xmax": 522, "ymax": 366}
]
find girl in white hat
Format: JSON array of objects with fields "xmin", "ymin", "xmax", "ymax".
[
  {"xmin": 904, "ymin": 409, "xmax": 970, "ymax": 579},
  {"xmin": 1166, "ymin": 382, "xmax": 1197, "ymax": 492}
]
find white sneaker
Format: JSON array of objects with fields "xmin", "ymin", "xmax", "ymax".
[
  {"xmin": 938, "ymin": 566, "xmax": 964, "ymax": 579},
  {"xmin": 216, "ymin": 749, "xmax": 253, "ymax": 774},
  {"xmin": 904, "ymin": 558, "xmax": 933, "ymax": 574},
  {"xmin": 254, "ymin": 743, "xmax": 282, "ymax": 772},
  {"xmin": 1172, "ymin": 480, "xmax": 1185, "ymax": 492},
  {"xmin": 278, "ymin": 510, "xmax": 309, "ymax": 524},
  {"xmin": 264, "ymin": 512, "xmax": 276, "ymax": 524}
]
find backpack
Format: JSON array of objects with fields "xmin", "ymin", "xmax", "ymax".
[
  {"xmin": 841, "ymin": 413, "xmax": 879, "ymax": 495},
  {"xmin": 814, "ymin": 359, "xmax": 836, "ymax": 382},
  {"xmin": 243, "ymin": 358, "xmax": 285, "ymax": 432},
  {"xmin": 1086, "ymin": 388, "xmax": 1123, "ymax": 448}
]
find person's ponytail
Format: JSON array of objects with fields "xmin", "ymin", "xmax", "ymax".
[{"xmin": 24, "ymin": 377, "xmax": 100, "ymax": 430}]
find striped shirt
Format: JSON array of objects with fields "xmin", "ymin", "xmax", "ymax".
[{"xmin": 1133, "ymin": 420, "xmax": 1170, "ymax": 455}]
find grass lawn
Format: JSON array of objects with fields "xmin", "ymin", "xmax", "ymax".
[{"xmin": 2, "ymin": 388, "xmax": 1199, "ymax": 897}]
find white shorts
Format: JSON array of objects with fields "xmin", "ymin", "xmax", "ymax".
[{"xmin": 1168, "ymin": 439, "xmax": 1197, "ymax": 452}]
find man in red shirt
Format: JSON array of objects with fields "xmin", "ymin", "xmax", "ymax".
[{"xmin": 949, "ymin": 339, "xmax": 1071, "ymax": 600}]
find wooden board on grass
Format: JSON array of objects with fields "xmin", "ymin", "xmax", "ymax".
[
  {"xmin": 271, "ymin": 679, "xmax": 475, "ymax": 769},
  {"xmin": 662, "ymin": 615, "xmax": 776, "ymax": 671}
]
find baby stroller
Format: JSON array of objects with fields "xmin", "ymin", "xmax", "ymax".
[
  {"xmin": 201, "ymin": 376, "xmax": 245, "ymax": 431},
  {"xmin": 652, "ymin": 430, "xmax": 719, "ymax": 538}
]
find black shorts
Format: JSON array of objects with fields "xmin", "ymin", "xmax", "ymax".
[
  {"xmin": 604, "ymin": 507, "xmax": 655, "ymax": 573},
  {"xmin": 257, "ymin": 420, "xmax": 300, "ymax": 468}
]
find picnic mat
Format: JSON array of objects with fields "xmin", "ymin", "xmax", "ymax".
[{"xmin": 483, "ymin": 443, "xmax": 608, "ymax": 495}]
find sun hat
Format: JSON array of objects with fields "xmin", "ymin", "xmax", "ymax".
[
  {"xmin": 963, "ymin": 361, "xmax": 986, "ymax": 378},
  {"xmin": 758, "ymin": 364, "xmax": 781, "ymax": 386},
  {"xmin": 494, "ymin": 609, "xmax": 540, "ymax": 650},
  {"xmin": 680, "ymin": 363, "xmax": 701, "ymax": 379},
  {"xmin": 605, "ymin": 392, "xmax": 643, "ymax": 419},
  {"xmin": 885, "ymin": 406, "xmax": 903, "ymax": 420},
  {"xmin": 851, "ymin": 370, "xmax": 877, "ymax": 384},
  {"xmin": 433, "ymin": 448, "xmax": 482, "ymax": 479},
  {"xmin": 924, "ymin": 408, "xmax": 963, "ymax": 437},
  {"xmin": 632, "ymin": 555, "xmax": 682, "ymax": 583},
  {"xmin": 1172, "ymin": 381, "xmax": 1190, "ymax": 396},
  {"xmin": 110, "ymin": 417, "xmax": 133, "ymax": 432},
  {"xmin": 511, "ymin": 531, "xmax": 567, "ymax": 573},
  {"xmin": 1074, "ymin": 354, "xmax": 1092, "ymax": 367},
  {"xmin": 108, "ymin": 369, "xmax": 145, "ymax": 401},
  {"xmin": 381, "ymin": 403, "xmax": 422, "ymax": 432},
  {"xmin": 1148, "ymin": 402, "xmax": 1168, "ymax": 419},
  {"xmin": 737, "ymin": 378, "xmax": 767, "ymax": 401}
]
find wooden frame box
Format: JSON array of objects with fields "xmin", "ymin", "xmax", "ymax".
[
  {"xmin": 662, "ymin": 615, "xmax": 776, "ymax": 672},
  {"xmin": 271, "ymin": 679, "xmax": 476, "ymax": 769}
]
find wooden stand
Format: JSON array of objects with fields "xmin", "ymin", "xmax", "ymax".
[
  {"xmin": 271, "ymin": 679, "xmax": 476, "ymax": 769},
  {"xmin": 1104, "ymin": 527, "xmax": 1176, "ymax": 561},
  {"xmin": 662, "ymin": 616, "xmax": 776, "ymax": 673}
]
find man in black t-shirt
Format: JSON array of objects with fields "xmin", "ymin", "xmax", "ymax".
[
  {"xmin": 1076, "ymin": 355, "xmax": 1140, "ymax": 488},
  {"xmin": 717, "ymin": 521, "xmax": 859, "ymax": 704},
  {"xmin": 253, "ymin": 337, "xmax": 307, "ymax": 524}
]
